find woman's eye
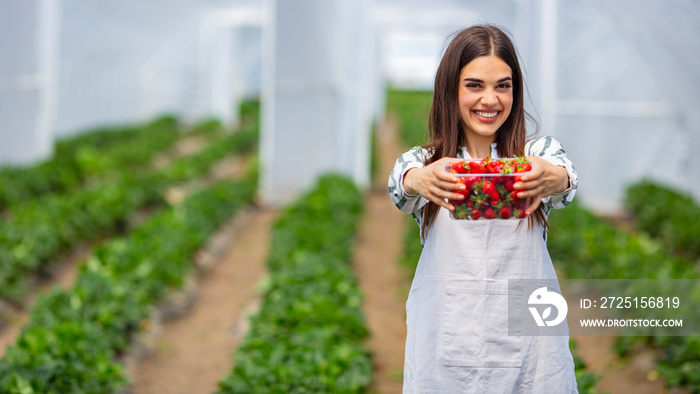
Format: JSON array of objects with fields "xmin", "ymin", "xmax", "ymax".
[
  {"xmin": 497, "ymin": 83, "xmax": 512, "ymax": 89},
  {"xmin": 466, "ymin": 83, "xmax": 481, "ymax": 88}
]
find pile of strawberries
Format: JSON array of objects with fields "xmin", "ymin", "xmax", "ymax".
[{"xmin": 447, "ymin": 157, "xmax": 532, "ymax": 220}]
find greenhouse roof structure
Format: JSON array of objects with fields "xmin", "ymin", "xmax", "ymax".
[{"xmin": 1, "ymin": 0, "xmax": 698, "ymax": 212}]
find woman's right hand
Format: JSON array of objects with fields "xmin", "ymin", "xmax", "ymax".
[{"xmin": 403, "ymin": 157, "xmax": 465, "ymax": 211}]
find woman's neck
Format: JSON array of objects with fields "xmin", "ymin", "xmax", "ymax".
[{"xmin": 465, "ymin": 133, "xmax": 495, "ymax": 159}]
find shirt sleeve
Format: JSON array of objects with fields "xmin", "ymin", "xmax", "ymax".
[
  {"xmin": 526, "ymin": 136, "xmax": 578, "ymax": 209},
  {"xmin": 388, "ymin": 146, "xmax": 430, "ymax": 215}
]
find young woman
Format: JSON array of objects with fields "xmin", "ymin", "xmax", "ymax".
[{"xmin": 388, "ymin": 25, "xmax": 579, "ymax": 392}]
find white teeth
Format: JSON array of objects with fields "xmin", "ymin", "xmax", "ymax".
[{"xmin": 475, "ymin": 111, "xmax": 498, "ymax": 118}]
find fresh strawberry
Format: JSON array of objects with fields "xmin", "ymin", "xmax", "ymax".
[
  {"xmin": 463, "ymin": 175, "xmax": 479, "ymax": 189},
  {"xmin": 470, "ymin": 208, "xmax": 482, "ymax": 220},
  {"xmin": 498, "ymin": 205, "xmax": 512, "ymax": 219},
  {"xmin": 486, "ymin": 160, "xmax": 505, "ymax": 174},
  {"xmin": 452, "ymin": 161, "xmax": 467, "ymax": 174},
  {"xmin": 483, "ymin": 207, "xmax": 496, "ymax": 219},
  {"xmin": 513, "ymin": 202, "xmax": 530, "ymax": 216},
  {"xmin": 516, "ymin": 157, "xmax": 532, "ymax": 173},
  {"xmin": 502, "ymin": 177, "xmax": 515, "ymax": 191},
  {"xmin": 482, "ymin": 181, "xmax": 500, "ymax": 200},
  {"xmin": 509, "ymin": 191, "xmax": 522, "ymax": 204},
  {"xmin": 481, "ymin": 180, "xmax": 495, "ymax": 193},
  {"xmin": 468, "ymin": 161, "xmax": 487, "ymax": 174},
  {"xmin": 513, "ymin": 207, "xmax": 527, "ymax": 219},
  {"xmin": 503, "ymin": 160, "xmax": 517, "ymax": 174}
]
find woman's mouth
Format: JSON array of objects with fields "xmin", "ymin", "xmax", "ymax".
[{"xmin": 473, "ymin": 110, "xmax": 500, "ymax": 123}]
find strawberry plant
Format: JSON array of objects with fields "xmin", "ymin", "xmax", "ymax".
[
  {"xmin": 386, "ymin": 89, "xmax": 432, "ymax": 148},
  {"xmin": 0, "ymin": 117, "xmax": 259, "ymax": 301},
  {"xmin": 549, "ymin": 201, "xmax": 700, "ymax": 392},
  {"xmin": 0, "ymin": 116, "xmax": 179, "ymax": 212},
  {"xmin": 624, "ymin": 179, "xmax": 700, "ymax": 261},
  {"xmin": 217, "ymin": 174, "xmax": 372, "ymax": 393}
]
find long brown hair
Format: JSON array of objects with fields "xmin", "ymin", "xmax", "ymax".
[{"xmin": 422, "ymin": 24, "xmax": 547, "ymax": 234}]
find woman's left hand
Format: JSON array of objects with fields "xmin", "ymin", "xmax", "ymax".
[{"xmin": 513, "ymin": 156, "xmax": 570, "ymax": 215}]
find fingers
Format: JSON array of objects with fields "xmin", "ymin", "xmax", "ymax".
[
  {"xmin": 514, "ymin": 178, "xmax": 544, "ymax": 215},
  {"xmin": 525, "ymin": 197, "xmax": 540, "ymax": 216},
  {"xmin": 431, "ymin": 164, "xmax": 461, "ymax": 185},
  {"xmin": 405, "ymin": 157, "xmax": 476, "ymax": 211},
  {"xmin": 426, "ymin": 190, "xmax": 460, "ymax": 211},
  {"xmin": 516, "ymin": 158, "xmax": 544, "ymax": 183},
  {"xmin": 438, "ymin": 177, "xmax": 465, "ymax": 191},
  {"xmin": 428, "ymin": 184, "xmax": 465, "ymax": 210},
  {"xmin": 513, "ymin": 157, "xmax": 550, "ymax": 198},
  {"xmin": 427, "ymin": 159, "xmax": 467, "ymax": 210},
  {"xmin": 514, "ymin": 178, "xmax": 541, "ymax": 197}
]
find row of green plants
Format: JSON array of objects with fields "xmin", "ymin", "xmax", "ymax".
[
  {"xmin": 387, "ymin": 88, "xmax": 601, "ymax": 393},
  {"xmin": 217, "ymin": 174, "xmax": 373, "ymax": 393},
  {"xmin": 624, "ymin": 179, "xmax": 700, "ymax": 261},
  {"xmin": 0, "ymin": 105, "xmax": 244, "ymax": 215},
  {"xmin": 0, "ymin": 116, "xmax": 181, "ymax": 212},
  {"xmin": 0, "ymin": 166, "xmax": 258, "ymax": 393},
  {"xmin": 0, "ymin": 119, "xmax": 259, "ymax": 301},
  {"xmin": 386, "ymin": 89, "xmax": 431, "ymax": 148},
  {"xmin": 548, "ymin": 202, "xmax": 700, "ymax": 392},
  {"xmin": 622, "ymin": 180, "xmax": 700, "ymax": 390}
]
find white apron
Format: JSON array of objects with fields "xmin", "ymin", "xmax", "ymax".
[{"xmin": 403, "ymin": 207, "xmax": 579, "ymax": 393}]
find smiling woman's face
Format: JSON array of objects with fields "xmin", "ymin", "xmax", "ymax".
[{"xmin": 458, "ymin": 55, "xmax": 513, "ymax": 142}]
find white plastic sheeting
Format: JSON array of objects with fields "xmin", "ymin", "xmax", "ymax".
[
  {"xmin": 540, "ymin": 0, "xmax": 700, "ymax": 213},
  {"xmin": 56, "ymin": 0, "xmax": 264, "ymax": 136},
  {"xmin": 260, "ymin": 0, "xmax": 377, "ymax": 205},
  {"xmin": 0, "ymin": 0, "xmax": 59, "ymax": 165},
  {"xmin": 1, "ymin": 0, "xmax": 698, "ymax": 211}
]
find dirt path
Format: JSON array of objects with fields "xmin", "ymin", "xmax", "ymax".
[
  {"xmin": 130, "ymin": 207, "xmax": 276, "ymax": 394},
  {"xmin": 571, "ymin": 334, "xmax": 668, "ymax": 394},
  {"xmin": 353, "ymin": 117, "xmax": 410, "ymax": 393},
  {"xmin": 354, "ymin": 191, "xmax": 408, "ymax": 393}
]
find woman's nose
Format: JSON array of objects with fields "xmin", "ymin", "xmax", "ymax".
[{"xmin": 481, "ymin": 89, "xmax": 498, "ymax": 105}]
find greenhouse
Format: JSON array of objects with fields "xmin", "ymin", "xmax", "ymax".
[{"xmin": 1, "ymin": 0, "xmax": 699, "ymax": 392}]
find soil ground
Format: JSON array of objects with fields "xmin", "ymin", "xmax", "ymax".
[
  {"xmin": 130, "ymin": 207, "xmax": 276, "ymax": 394},
  {"xmin": 353, "ymin": 117, "xmax": 411, "ymax": 394},
  {"xmin": 572, "ymin": 334, "xmax": 670, "ymax": 394}
]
